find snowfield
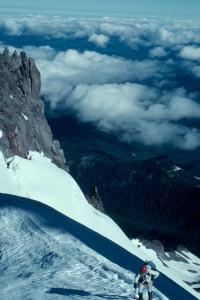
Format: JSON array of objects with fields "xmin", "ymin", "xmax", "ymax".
[
  {"xmin": 132, "ymin": 240, "xmax": 200, "ymax": 296},
  {"xmin": 0, "ymin": 196, "xmax": 167, "ymax": 300},
  {"xmin": 4, "ymin": 151, "xmax": 134, "ymax": 252},
  {"xmin": 0, "ymin": 151, "xmax": 199, "ymax": 299}
]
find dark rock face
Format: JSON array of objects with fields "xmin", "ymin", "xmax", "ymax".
[
  {"xmin": 86, "ymin": 185, "xmax": 104, "ymax": 212},
  {"xmin": 0, "ymin": 49, "xmax": 66, "ymax": 169}
]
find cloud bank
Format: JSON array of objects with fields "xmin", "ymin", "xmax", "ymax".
[
  {"xmin": 88, "ymin": 34, "xmax": 109, "ymax": 48},
  {"xmin": 149, "ymin": 47, "xmax": 168, "ymax": 58},
  {"xmin": 68, "ymin": 83, "xmax": 200, "ymax": 149},
  {"xmin": 1, "ymin": 15, "xmax": 200, "ymax": 150},
  {"xmin": 1, "ymin": 15, "xmax": 200, "ymax": 48},
  {"xmin": 180, "ymin": 46, "xmax": 200, "ymax": 61},
  {"xmin": 32, "ymin": 48, "xmax": 159, "ymax": 104},
  {"xmin": 25, "ymin": 46, "xmax": 200, "ymax": 150}
]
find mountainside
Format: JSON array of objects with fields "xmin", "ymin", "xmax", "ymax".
[
  {"xmin": 70, "ymin": 153, "xmax": 200, "ymax": 255},
  {"xmin": 0, "ymin": 49, "xmax": 66, "ymax": 169},
  {"xmin": 0, "ymin": 150, "xmax": 131, "ymax": 248},
  {"xmin": 0, "ymin": 196, "xmax": 139, "ymax": 300},
  {"xmin": 0, "ymin": 49, "xmax": 199, "ymax": 299},
  {"xmin": 47, "ymin": 116, "xmax": 200, "ymax": 256},
  {"xmin": 0, "ymin": 150, "xmax": 199, "ymax": 297},
  {"xmin": 0, "ymin": 194, "xmax": 198, "ymax": 300}
]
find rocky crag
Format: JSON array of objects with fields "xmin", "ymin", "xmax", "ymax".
[
  {"xmin": 86, "ymin": 185, "xmax": 104, "ymax": 212},
  {"xmin": 0, "ymin": 49, "xmax": 66, "ymax": 169}
]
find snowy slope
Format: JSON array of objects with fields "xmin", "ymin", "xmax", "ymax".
[
  {"xmin": 0, "ymin": 152, "xmax": 18, "ymax": 195},
  {"xmin": 0, "ymin": 196, "xmax": 167, "ymax": 300},
  {"xmin": 4, "ymin": 151, "xmax": 134, "ymax": 253},
  {"xmin": 0, "ymin": 151, "xmax": 199, "ymax": 298},
  {"xmin": 132, "ymin": 239, "xmax": 200, "ymax": 294}
]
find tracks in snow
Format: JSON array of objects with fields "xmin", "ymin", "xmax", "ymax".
[{"xmin": 0, "ymin": 205, "xmax": 167, "ymax": 300}]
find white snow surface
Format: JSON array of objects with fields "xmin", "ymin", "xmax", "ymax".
[
  {"xmin": 131, "ymin": 239, "xmax": 200, "ymax": 298},
  {"xmin": 3, "ymin": 151, "xmax": 134, "ymax": 253},
  {"xmin": 0, "ymin": 206, "xmax": 167, "ymax": 300},
  {"xmin": 21, "ymin": 112, "xmax": 28, "ymax": 120},
  {"xmin": 0, "ymin": 130, "xmax": 3, "ymax": 138},
  {"xmin": 0, "ymin": 152, "xmax": 18, "ymax": 195},
  {"xmin": 173, "ymin": 166, "xmax": 182, "ymax": 172},
  {"xmin": 0, "ymin": 151, "xmax": 199, "ymax": 298}
]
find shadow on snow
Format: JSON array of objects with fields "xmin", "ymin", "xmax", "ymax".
[
  {"xmin": 47, "ymin": 287, "xmax": 129, "ymax": 299},
  {"xmin": 0, "ymin": 193, "xmax": 197, "ymax": 300}
]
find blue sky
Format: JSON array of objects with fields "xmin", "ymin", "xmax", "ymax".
[{"xmin": 1, "ymin": 0, "xmax": 200, "ymax": 19}]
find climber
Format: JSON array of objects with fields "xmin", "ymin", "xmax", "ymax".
[{"xmin": 133, "ymin": 261, "xmax": 159, "ymax": 300}]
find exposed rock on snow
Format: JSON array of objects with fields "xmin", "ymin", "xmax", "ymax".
[
  {"xmin": 132, "ymin": 239, "xmax": 200, "ymax": 295},
  {"xmin": 86, "ymin": 185, "xmax": 104, "ymax": 212},
  {"xmin": 0, "ymin": 48, "xmax": 66, "ymax": 169}
]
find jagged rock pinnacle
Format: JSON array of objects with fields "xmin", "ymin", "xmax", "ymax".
[
  {"xmin": 87, "ymin": 185, "xmax": 104, "ymax": 212},
  {"xmin": 0, "ymin": 49, "xmax": 67, "ymax": 170}
]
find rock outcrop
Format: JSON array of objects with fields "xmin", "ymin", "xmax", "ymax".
[
  {"xmin": 0, "ymin": 49, "xmax": 66, "ymax": 169},
  {"xmin": 86, "ymin": 185, "xmax": 104, "ymax": 212}
]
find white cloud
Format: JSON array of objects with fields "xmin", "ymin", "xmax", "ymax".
[
  {"xmin": 180, "ymin": 46, "xmax": 200, "ymax": 60},
  {"xmin": 67, "ymin": 83, "xmax": 200, "ymax": 150},
  {"xmin": 31, "ymin": 48, "xmax": 159, "ymax": 105},
  {"xmin": 20, "ymin": 46, "xmax": 200, "ymax": 150},
  {"xmin": 0, "ymin": 18, "xmax": 24, "ymax": 35},
  {"xmin": 0, "ymin": 15, "xmax": 96, "ymax": 39},
  {"xmin": 149, "ymin": 47, "xmax": 168, "ymax": 58},
  {"xmin": 1, "ymin": 15, "xmax": 200, "ymax": 150},
  {"xmin": 146, "ymin": 93, "xmax": 200, "ymax": 122},
  {"xmin": 1, "ymin": 15, "xmax": 200, "ymax": 49},
  {"xmin": 192, "ymin": 65, "xmax": 200, "ymax": 77},
  {"xmin": 23, "ymin": 45, "xmax": 56, "ymax": 60},
  {"xmin": 167, "ymin": 95, "xmax": 200, "ymax": 120},
  {"xmin": 69, "ymin": 83, "xmax": 156, "ymax": 126},
  {"xmin": 125, "ymin": 120, "xmax": 200, "ymax": 150},
  {"xmin": 88, "ymin": 33, "xmax": 109, "ymax": 48}
]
